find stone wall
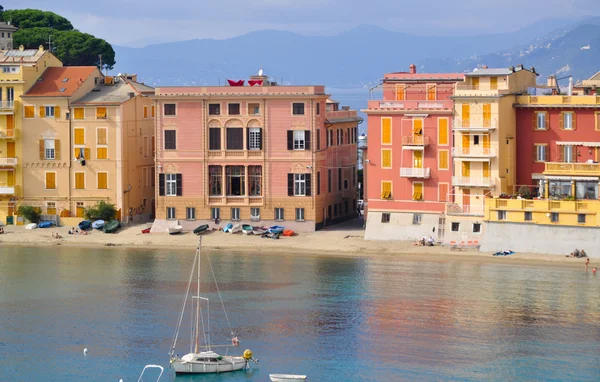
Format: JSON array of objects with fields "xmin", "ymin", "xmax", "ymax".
[{"xmin": 365, "ymin": 211, "xmax": 440, "ymax": 241}]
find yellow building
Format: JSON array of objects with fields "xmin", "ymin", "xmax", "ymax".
[
  {"xmin": 444, "ymin": 66, "xmax": 537, "ymax": 244},
  {"xmin": 21, "ymin": 71, "xmax": 155, "ymax": 224},
  {"xmin": 0, "ymin": 45, "xmax": 62, "ymax": 224}
]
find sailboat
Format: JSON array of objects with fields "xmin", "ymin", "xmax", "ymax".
[{"xmin": 169, "ymin": 237, "xmax": 257, "ymax": 374}]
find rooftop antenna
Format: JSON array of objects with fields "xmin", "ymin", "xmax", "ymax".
[{"xmin": 47, "ymin": 35, "xmax": 52, "ymax": 52}]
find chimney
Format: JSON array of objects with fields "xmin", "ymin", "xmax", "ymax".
[
  {"xmin": 409, "ymin": 64, "xmax": 417, "ymax": 74},
  {"xmin": 547, "ymin": 75, "xmax": 557, "ymax": 88}
]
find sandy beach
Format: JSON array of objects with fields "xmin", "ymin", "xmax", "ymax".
[{"xmin": 0, "ymin": 218, "xmax": 591, "ymax": 268}]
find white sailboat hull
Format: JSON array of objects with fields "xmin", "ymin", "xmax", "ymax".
[
  {"xmin": 270, "ymin": 375, "xmax": 307, "ymax": 382},
  {"xmin": 172, "ymin": 355, "xmax": 246, "ymax": 373}
]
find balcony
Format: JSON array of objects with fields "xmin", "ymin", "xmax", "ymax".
[
  {"xmin": 517, "ymin": 95, "xmax": 600, "ymax": 106},
  {"xmin": 0, "ymin": 158, "xmax": 17, "ymax": 167},
  {"xmin": 446, "ymin": 203, "xmax": 485, "ymax": 216},
  {"xmin": 207, "ymin": 150, "xmax": 264, "ymax": 159},
  {"xmin": 452, "ymin": 146, "xmax": 497, "ymax": 158},
  {"xmin": 208, "ymin": 196, "xmax": 264, "ymax": 205},
  {"xmin": 453, "ymin": 118, "xmax": 498, "ymax": 130},
  {"xmin": 0, "ymin": 129, "xmax": 15, "ymax": 139},
  {"xmin": 0, "ymin": 185, "xmax": 15, "ymax": 195},
  {"xmin": 452, "ymin": 176, "xmax": 495, "ymax": 188},
  {"xmin": 400, "ymin": 167, "xmax": 431, "ymax": 179},
  {"xmin": 365, "ymin": 99, "xmax": 454, "ymax": 111},
  {"xmin": 402, "ymin": 135, "xmax": 430, "ymax": 147},
  {"xmin": 454, "ymin": 84, "xmax": 509, "ymax": 96},
  {"xmin": 0, "ymin": 101, "xmax": 14, "ymax": 115},
  {"xmin": 544, "ymin": 162, "xmax": 600, "ymax": 176}
]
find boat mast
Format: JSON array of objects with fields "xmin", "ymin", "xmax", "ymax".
[{"xmin": 194, "ymin": 239, "xmax": 201, "ymax": 353}]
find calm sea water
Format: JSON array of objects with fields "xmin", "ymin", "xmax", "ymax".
[{"xmin": 1, "ymin": 246, "xmax": 599, "ymax": 382}]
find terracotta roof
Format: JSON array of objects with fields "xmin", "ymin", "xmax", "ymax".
[
  {"xmin": 72, "ymin": 77, "xmax": 155, "ymax": 105},
  {"xmin": 384, "ymin": 72, "xmax": 464, "ymax": 81},
  {"xmin": 23, "ymin": 66, "xmax": 98, "ymax": 97}
]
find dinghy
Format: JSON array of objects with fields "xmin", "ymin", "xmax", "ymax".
[
  {"xmin": 223, "ymin": 223, "xmax": 234, "ymax": 233},
  {"xmin": 252, "ymin": 226, "xmax": 266, "ymax": 235},
  {"xmin": 78, "ymin": 220, "xmax": 91, "ymax": 230},
  {"xmin": 241, "ymin": 224, "xmax": 253, "ymax": 235},
  {"xmin": 282, "ymin": 230, "xmax": 295, "ymax": 237},
  {"xmin": 168, "ymin": 225, "xmax": 183, "ymax": 235},
  {"xmin": 230, "ymin": 223, "xmax": 242, "ymax": 233},
  {"xmin": 25, "ymin": 223, "xmax": 38, "ymax": 230},
  {"xmin": 141, "ymin": 227, "xmax": 151, "ymax": 234},
  {"xmin": 104, "ymin": 220, "xmax": 120, "ymax": 233},
  {"xmin": 268, "ymin": 226, "xmax": 284, "ymax": 234},
  {"xmin": 91, "ymin": 220, "xmax": 105, "ymax": 230},
  {"xmin": 269, "ymin": 374, "xmax": 307, "ymax": 382},
  {"xmin": 38, "ymin": 221, "xmax": 53, "ymax": 228},
  {"xmin": 193, "ymin": 224, "xmax": 209, "ymax": 235}
]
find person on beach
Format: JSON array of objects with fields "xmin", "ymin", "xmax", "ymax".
[
  {"xmin": 593, "ymin": 267, "xmax": 597, "ymax": 275},
  {"xmin": 586, "ymin": 258, "xmax": 590, "ymax": 271},
  {"xmin": 0, "ymin": 227, "xmax": 4, "ymax": 234},
  {"xmin": 427, "ymin": 236, "xmax": 435, "ymax": 246}
]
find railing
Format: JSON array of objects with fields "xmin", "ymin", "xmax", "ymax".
[
  {"xmin": 487, "ymin": 198, "xmax": 595, "ymax": 212},
  {"xmin": 446, "ymin": 203, "xmax": 485, "ymax": 216},
  {"xmin": 0, "ymin": 129, "xmax": 15, "ymax": 139},
  {"xmin": 0, "ymin": 186, "xmax": 15, "ymax": 194},
  {"xmin": 453, "ymin": 118, "xmax": 498, "ymax": 129},
  {"xmin": 208, "ymin": 196, "xmax": 264, "ymax": 205},
  {"xmin": 544, "ymin": 162, "xmax": 600, "ymax": 175},
  {"xmin": 225, "ymin": 150, "xmax": 245, "ymax": 157},
  {"xmin": 325, "ymin": 110, "xmax": 359, "ymax": 119},
  {"xmin": 452, "ymin": 176, "xmax": 495, "ymax": 187},
  {"xmin": 517, "ymin": 95, "xmax": 600, "ymax": 105},
  {"xmin": 0, "ymin": 158, "xmax": 17, "ymax": 166},
  {"xmin": 402, "ymin": 135, "xmax": 430, "ymax": 146},
  {"xmin": 0, "ymin": 101, "xmax": 14, "ymax": 111},
  {"xmin": 207, "ymin": 150, "xmax": 264, "ymax": 159},
  {"xmin": 248, "ymin": 197, "xmax": 263, "ymax": 205},
  {"xmin": 455, "ymin": 84, "xmax": 509, "ymax": 92},
  {"xmin": 367, "ymin": 99, "xmax": 454, "ymax": 110},
  {"xmin": 452, "ymin": 146, "xmax": 497, "ymax": 157},
  {"xmin": 400, "ymin": 167, "xmax": 431, "ymax": 179}
]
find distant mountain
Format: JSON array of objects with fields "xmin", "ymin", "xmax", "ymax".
[{"xmin": 113, "ymin": 17, "xmax": 594, "ymax": 88}]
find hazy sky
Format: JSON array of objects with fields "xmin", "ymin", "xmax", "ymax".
[{"xmin": 7, "ymin": 0, "xmax": 600, "ymax": 47}]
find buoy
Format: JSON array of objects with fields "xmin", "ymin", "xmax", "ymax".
[
  {"xmin": 243, "ymin": 349, "xmax": 253, "ymax": 360},
  {"xmin": 83, "ymin": 348, "xmax": 88, "ymax": 355}
]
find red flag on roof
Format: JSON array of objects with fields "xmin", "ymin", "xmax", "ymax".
[
  {"xmin": 248, "ymin": 80, "xmax": 263, "ymax": 86},
  {"xmin": 227, "ymin": 79, "xmax": 245, "ymax": 86}
]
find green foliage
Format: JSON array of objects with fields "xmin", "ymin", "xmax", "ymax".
[
  {"xmin": 5, "ymin": 9, "xmax": 115, "ymax": 70},
  {"xmin": 518, "ymin": 185, "xmax": 533, "ymax": 199},
  {"xmin": 17, "ymin": 205, "xmax": 41, "ymax": 223},
  {"xmin": 84, "ymin": 201, "xmax": 117, "ymax": 222},
  {"xmin": 1, "ymin": 9, "xmax": 73, "ymax": 30}
]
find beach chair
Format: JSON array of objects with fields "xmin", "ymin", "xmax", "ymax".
[{"xmin": 450, "ymin": 240, "xmax": 459, "ymax": 251}]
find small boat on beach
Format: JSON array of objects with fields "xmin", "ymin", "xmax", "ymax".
[
  {"xmin": 230, "ymin": 223, "xmax": 242, "ymax": 233},
  {"xmin": 78, "ymin": 220, "xmax": 91, "ymax": 231},
  {"xmin": 241, "ymin": 224, "xmax": 253, "ymax": 235},
  {"xmin": 269, "ymin": 374, "xmax": 307, "ymax": 382},
  {"xmin": 252, "ymin": 226, "xmax": 266, "ymax": 235},
  {"xmin": 141, "ymin": 227, "xmax": 151, "ymax": 234},
  {"xmin": 193, "ymin": 224, "xmax": 209, "ymax": 235},
  {"xmin": 104, "ymin": 220, "xmax": 120, "ymax": 234},
  {"xmin": 169, "ymin": 225, "xmax": 183, "ymax": 235},
  {"xmin": 223, "ymin": 223, "xmax": 234, "ymax": 233},
  {"xmin": 282, "ymin": 229, "xmax": 295, "ymax": 237},
  {"xmin": 92, "ymin": 220, "xmax": 105, "ymax": 230},
  {"xmin": 38, "ymin": 221, "xmax": 53, "ymax": 228},
  {"xmin": 268, "ymin": 226, "xmax": 284, "ymax": 234},
  {"xmin": 25, "ymin": 223, "xmax": 38, "ymax": 230}
]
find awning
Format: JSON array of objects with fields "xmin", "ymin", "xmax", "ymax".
[
  {"xmin": 556, "ymin": 141, "xmax": 600, "ymax": 147},
  {"xmin": 402, "ymin": 146, "xmax": 425, "ymax": 150},
  {"xmin": 545, "ymin": 176, "xmax": 599, "ymax": 181}
]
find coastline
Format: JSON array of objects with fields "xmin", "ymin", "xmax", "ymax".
[{"xmin": 0, "ymin": 219, "xmax": 590, "ymax": 268}]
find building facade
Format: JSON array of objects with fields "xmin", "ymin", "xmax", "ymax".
[
  {"xmin": 152, "ymin": 74, "xmax": 360, "ymax": 232},
  {"xmin": 21, "ymin": 71, "xmax": 155, "ymax": 224},
  {"xmin": 363, "ymin": 65, "xmax": 464, "ymax": 241},
  {"xmin": 0, "ymin": 21, "xmax": 17, "ymax": 50},
  {"xmin": 444, "ymin": 66, "xmax": 537, "ymax": 244},
  {"xmin": 0, "ymin": 45, "xmax": 62, "ymax": 224}
]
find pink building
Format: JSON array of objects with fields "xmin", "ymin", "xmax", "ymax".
[
  {"xmin": 152, "ymin": 73, "xmax": 361, "ymax": 232},
  {"xmin": 362, "ymin": 65, "xmax": 464, "ymax": 240}
]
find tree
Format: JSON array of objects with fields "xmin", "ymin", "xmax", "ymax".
[
  {"xmin": 17, "ymin": 205, "xmax": 41, "ymax": 223},
  {"xmin": 84, "ymin": 201, "xmax": 117, "ymax": 222},
  {"xmin": 1, "ymin": 9, "xmax": 73, "ymax": 30}
]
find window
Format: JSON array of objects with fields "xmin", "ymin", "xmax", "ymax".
[
  {"xmin": 381, "ymin": 213, "xmax": 390, "ymax": 223},
  {"xmin": 381, "ymin": 181, "xmax": 392, "ymax": 199},
  {"xmin": 352, "ymin": 166, "xmax": 356, "ymax": 186},
  {"xmin": 143, "ymin": 106, "xmax": 148, "ymax": 118},
  {"xmin": 209, "ymin": 128, "xmax": 221, "ymax": 150},
  {"xmin": 576, "ymin": 181, "xmax": 598, "ymax": 200},
  {"xmin": 164, "ymin": 130, "xmax": 176, "ymax": 149},
  {"xmin": 186, "ymin": 207, "xmax": 196, "ymax": 220},
  {"xmin": 24, "ymin": 106, "xmax": 34, "ymax": 118},
  {"xmin": 563, "ymin": 145, "xmax": 575, "ymax": 163},
  {"xmin": 73, "ymin": 107, "xmax": 84, "ymax": 120},
  {"xmin": 317, "ymin": 172, "xmax": 321, "ymax": 195},
  {"xmin": 338, "ymin": 168, "xmax": 342, "ymax": 191},
  {"xmin": 563, "ymin": 112, "xmax": 574, "ymax": 130},
  {"xmin": 316, "ymin": 129, "xmax": 320, "ymax": 150},
  {"xmin": 473, "ymin": 135, "xmax": 480, "ymax": 145},
  {"xmin": 412, "ymin": 182, "xmax": 423, "ymax": 201},
  {"xmin": 166, "ymin": 174, "xmax": 177, "ymax": 196},
  {"xmin": 381, "ymin": 118, "xmax": 391, "ymax": 144},
  {"xmin": 451, "ymin": 222, "xmax": 459, "ymax": 232},
  {"xmin": 167, "ymin": 207, "xmax": 176, "ymax": 220},
  {"xmin": 294, "ymin": 174, "xmax": 307, "ymax": 196},
  {"xmin": 211, "ymin": 208, "xmax": 220, "ymax": 220},
  {"xmin": 473, "ymin": 223, "xmax": 481, "ymax": 233},
  {"xmin": 316, "ymin": 103, "xmax": 321, "ymax": 115},
  {"xmin": 490, "ymin": 77, "xmax": 498, "ymax": 90},
  {"xmin": 395, "ymin": 84, "xmax": 405, "ymax": 100},
  {"xmin": 151, "ymin": 167, "xmax": 155, "ymax": 187},
  {"xmin": 292, "ymin": 103, "xmax": 305, "ymax": 115},
  {"xmin": 438, "ymin": 118, "xmax": 449, "ymax": 145},
  {"xmin": 438, "ymin": 150, "xmax": 449, "ymax": 170},
  {"xmin": 226, "ymin": 128, "xmax": 243, "ymax": 150},
  {"xmin": 226, "ymin": 166, "xmax": 245, "ymax": 196},
  {"xmin": 551, "ymin": 212, "xmax": 559, "ymax": 223},
  {"xmin": 344, "ymin": 200, "xmax": 349, "ymax": 214},
  {"xmin": 427, "ymin": 85, "xmax": 436, "ymax": 101},
  {"xmin": 45, "ymin": 172, "xmax": 56, "ymax": 189},
  {"xmin": 344, "ymin": 179, "xmax": 349, "ymax": 190},
  {"xmin": 97, "ymin": 172, "xmax": 108, "ymax": 189},
  {"xmin": 46, "ymin": 202, "xmax": 57, "ymax": 215},
  {"xmin": 74, "ymin": 128, "xmax": 85, "ymax": 145},
  {"xmin": 413, "ymin": 213, "xmax": 422, "ymax": 225},
  {"xmin": 249, "ymin": 166, "xmax": 262, "ymax": 196},
  {"xmin": 143, "ymin": 136, "xmax": 149, "ymax": 157},
  {"xmin": 382, "ymin": 149, "xmax": 392, "ymax": 168},
  {"xmin": 275, "ymin": 208, "xmax": 284, "ymax": 221},
  {"xmin": 209, "ymin": 103, "xmax": 221, "ymax": 115},
  {"xmin": 497, "ymin": 210, "xmax": 507, "ymax": 220},
  {"xmin": 327, "ymin": 130, "xmax": 333, "ymax": 147},
  {"xmin": 536, "ymin": 112, "xmax": 547, "ymax": 130},
  {"xmin": 44, "ymin": 139, "xmax": 55, "ymax": 160},
  {"xmin": 75, "ymin": 172, "xmax": 85, "ymax": 189},
  {"xmin": 96, "ymin": 107, "xmax": 107, "ymax": 119},
  {"xmin": 549, "ymin": 180, "xmax": 572, "ymax": 198},
  {"xmin": 328, "ymin": 169, "xmax": 332, "ymax": 193},
  {"xmin": 97, "ymin": 127, "xmax": 107, "ymax": 145},
  {"xmin": 295, "ymin": 208, "xmax": 305, "ymax": 221},
  {"xmin": 248, "ymin": 128, "xmax": 262, "ymax": 150},
  {"xmin": 535, "ymin": 145, "xmax": 547, "ymax": 162},
  {"xmin": 248, "ymin": 103, "xmax": 260, "ymax": 115},
  {"xmin": 293, "ymin": 130, "xmax": 305, "ymax": 150},
  {"xmin": 228, "ymin": 103, "xmax": 240, "ymax": 115},
  {"xmin": 209, "ymin": 166, "xmax": 222, "ymax": 195},
  {"xmin": 578, "ymin": 214, "xmax": 586, "ymax": 224},
  {"xmin": 524, "ymin": 211, "xmax": 533, "ymax": 221},
  {"xmin": 251, "ymin": 208, "xmax": 260, "ymax": 221},
  {"xmin": 164, "ymin": 104, "xmax": 176, "ymax": 116},
  {"xmin": 151, "ymin": 106, "xmax": 155, "ymax": 117},
  {"xmin": 42, "ymin": 106, "xmax": 55, "ymax": 118}
]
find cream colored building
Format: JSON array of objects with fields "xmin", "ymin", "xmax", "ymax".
[
  {"xmin": 444, "ymin": 65, "xmax": 537, "ymax": 244},
  {"xmin": 21, "ymin": 71, "xmax": 155, "ymax": 224},
  {"xmin": 0, "ymin": 21, "xmax": 17, "ymax": 50}
]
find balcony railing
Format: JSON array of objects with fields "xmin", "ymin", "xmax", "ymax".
[
  {"xmin": 400, "ymin": 167, "xmax": 431, "ymax": 179},
  {"xmin": 455, "ymin": 84, "xmax": 509, "ymax": 94},
  {"xmin": 452, "ymin": 146, "xmax": 497, "ymax": 157},
  {"xmin": 207, "ymin": 150, "xmax": 264, "ymax": 159},
  {"xmin": 0, "ymin": 129, "xmax": 15, "ymax": 139},
  {"xmin": 452, "ymin": 176, "xmax": 495, "ymax": 188},
  {"xmin": 0, "ymin": 101, "xmax": 14, "ymax": 114},
  {"xmin": 0, "ymin": 158, "xmax": 17, "ymax": 166},
  {"xmin": 402, "ymin": 135, "xmax": 430, "ymax": 146},
  {"xmin": 446, "ymin": 203, "xmax": 485, "ymax": 216},
  {"xmin": 544, "ymin": 162, "xmax": 600, "ymax": 175},
  {"xmin": 517, "ymin": 95, "xmax": 600, "ymax": 106},
  {"xmin": 0, "ymin": 186, "xmax": 15, "ymax": 195},
  {"xmin": 208, "ymin": 196, "xmax": 264, "ymax": 205},
  {"xmin": 453, "ymin": 118, "xmax": 498, "ymax": 130},
  {"xmin": 366, "ymin": 100, "xmax": 454, "ymax": 111}
]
